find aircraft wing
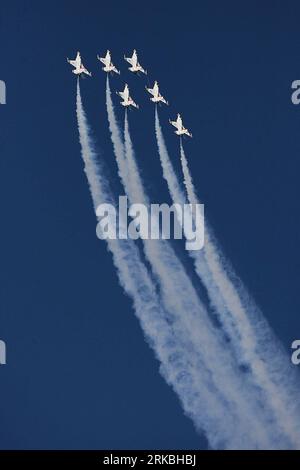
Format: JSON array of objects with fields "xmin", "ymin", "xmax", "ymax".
[
  {"xmin": 82, "ymin": 67, "xmax": 91, "ymax": 77},
  {"xmin": 170, "ymin": 119, "xmax": 179, "ymax": 129},
  {"xmin": 125, "ymin": 57, "xmax": 133, "ymax": 65},
  {"xmin": 69, "ymin": 52, "xmax": 81, "ymax": 67},
  {"xmin": 147, "ymin": 86, "xmax": 155, "ymax": 96},
  {"xmin": 118, "ymin": 85, "xmax": 129, "ymax": 101}
]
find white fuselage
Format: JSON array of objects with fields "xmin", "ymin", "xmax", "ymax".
[
  {"xmin": 125, "ymin": 50, "xmax": 147, "ymax": 75},
  {"xmin": 117, "ymin": 85, "xmax": 138, "ymax": 109},
  {"xmin": 170, "ymin": 115, "xmax": 192, "ymax": 137},
  {"xmin": 176, "ymin": 128, "xmax": 188, "ymax": 136},
  {"xmin": 67, "ymin": 52, "xmax": 91, "ymax": 77},
  {"xmin": 72, "ymin": 66, "xmax": 83, "ymax": 75},
  {"xmin": 146, "ymin": 82, "xmax": 168, "ymax": 105},
  {"xmin": 98, "ymin": 53, "xmax": 120, "ymax": 75}
]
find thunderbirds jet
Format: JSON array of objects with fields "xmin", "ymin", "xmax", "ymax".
[
  {"xmin": 169, "ymin": 114, "xmax": 192, "ymax": 138},
  {"xmin": 124, "ymin": 49, "xmax": 147, "ymax": 75},
  {"xmin": 116, "ymin": 84, "xmax": 139, "ymax": 109},
  {"xmin": 146, "ymin": 81, "xmax": 168, "ymax": 105},
  {"xmin": 97, "ymin": 50, "xmax": 120, "ymax": 75},
  {"xmin": 67, "ymin": 51, "xmax": 92, "ymax": 77}
]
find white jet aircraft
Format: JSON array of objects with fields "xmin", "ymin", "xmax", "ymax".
[
  {"xmin": 116, "ymin": 84, "xmax": 139, "ymax": 109},
  {"xmin": 97, "ymin": 50, "xmax": 120, "ymax": 75},
  {"xmin": 124, "ymin": 49, "xmax": 147, "ymax": 75},
  {"xmin": 67, "ymin": 51, "xmax": 92, "ymax": 77},
  {"xmin": 146, "ymin": 81, "xmax": 168, "ymax": 105},
  {"xmin": 169, "ymin": 114, "xmax": 192, "ymax": 138}
]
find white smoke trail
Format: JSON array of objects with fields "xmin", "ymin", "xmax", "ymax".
[
  {"xmin": 106, "ymin": 80, "xmax": 287, "ymax": 448},
  {"xmin": 155, "ymin": 108, "xmax": 240, "ymax": 337},
  {"xmin": 77, "ymin": 79, "xmax": 250, "ymax": 449},
  {"xmin": 179, "ymin": 140, "xmax": 300, "ymax": 447},
  {"xmin": 154, "ymin": 106, "xmax": 300, "ymax": 447}
]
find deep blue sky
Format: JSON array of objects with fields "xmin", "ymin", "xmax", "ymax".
[{"xmin": 1, "ymin": 0, "xmax": 300, "ymax": 450}]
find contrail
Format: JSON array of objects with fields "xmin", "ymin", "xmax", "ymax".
[
  {"xmin": 105, "ymin": 76, "xmax": 128, "ymax": 185},
  {"xmin": 106, "ymin": 79, "xmax": 287, "ymax": 448},
  {"xmin": 155, "ymin": 108, "xmax": 241, "ymax": 337},
  {"xmin": 76, "ymin": 79, "xmax": 261, "ymax": 449},
  {"xmin": 154, "ymin": 107, "xmax": 300, "ymax": 447},
  {"xmin": 179, "ymin": 140, "xmax": 300, "ymax": 447}
]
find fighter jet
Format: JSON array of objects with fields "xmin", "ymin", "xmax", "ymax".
[
  {"xmin": 97, "ymin": 50, "xmax": 120, "ymax": 75},
  {"xmin": 124, "ymin": 49, "xmax": 147, "ymax": 75},
  {"xmin": 169, "ymin": 114, "xmax": 192, "ymax": 138},
  {"xmin": 116, "ymin": 84, "xmax": 139, "ymax": 109},
  {"xmin": 146, "ymin": 81, "xmax": 168, "ymax": 105},
  {"xmin": 67, "ymin": 51, "xmax": 92, "ymax": 77}
]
